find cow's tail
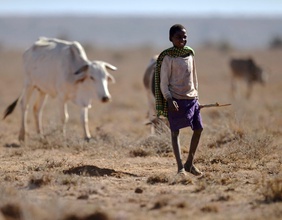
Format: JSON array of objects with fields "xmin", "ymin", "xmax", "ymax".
[{"xmin": 3, "ymin": 97, "xmax": 19, "ymax": 119}]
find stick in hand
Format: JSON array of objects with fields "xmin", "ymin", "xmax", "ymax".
[{"xmin": 200, "ymin": 102, "xmax": 231, "ymax": 109}]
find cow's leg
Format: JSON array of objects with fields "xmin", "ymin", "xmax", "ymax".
[
  {"xmin": 147, "ymin": 90, "xmax": 156, "ymax": 134},
  {"xmin": 81, "ymin": 107, "xmax": 91, "ymax": 141},
  {"xmin": 19, "ymin": 86, "xmax": 34, "ymax": 141},
  {"xmin": 33, "ymin": 91, "xmax": 47, "ymax": 137},
  {"xmin": 59, "ymin": 102, "xmax": 69, "ymax": 137},
  {"xmin": 246, "ymin": 82, "xmax": 253, "ymax": 99},
  {"xmin": 231, "ymin": 74, "xmax": 237, "ymax": 99}
]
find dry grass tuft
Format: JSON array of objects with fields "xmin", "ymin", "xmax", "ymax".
[
  {"xmin": 28, "ymin": 174, "xmax": 52, "ymax": 189},
  {"xmin": 147, "ymin": 173, "xmax": 169, "ymax": 184},
  {"xmin": 150, "ymin": 199, "xmax": 169, "ymax": 210},
  {"xmin": 58, "ymin": 175, "xmax": 80, "ymax": 186},
  {"xmin": 131, "ymin": 134, "xmax": 172, "ymax": 157},
  {"xmin": 152, "ymin": 118, "xmax": 171, "ymax": 135},
  {"xmin": 262, "ymin": 177, "xmax": 282, "ymax": 203},
  {"xmin": 94, "ymin": 126, "xmax": 116, "ymax": 143},
  {"xmin": 200, "ymin": 204, "xmax": 219, "ymax": 213},
  {"xmin": 223, "ymin": 131, "xmax": 274, "ymax": 163},
  {"xmin": 134, "ymin": 187, "xmax": 143, "ymax": 194},
  {"xmin": 129, "ymin": 147, "xmax": 153, "ymax": 157},
  {"xmin": 170, "ymin": 175, "xmax": 193, "ymax": 185},
  {"xmin": 207, "ymin": 130, "xmax": 243, "ymax": 148},
  {"xmin": 62, "ymin": 211, "xmax": 110, "ymax": 220}
]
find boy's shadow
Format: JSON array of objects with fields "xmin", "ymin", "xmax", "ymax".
[{"xmin": 63, "ymin": 165, "xmax": 138, "ymax": 178}]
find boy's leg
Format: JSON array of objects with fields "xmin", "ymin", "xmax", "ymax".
[
  {"xmin": 171, "ymin": 130, "xmax": 184, "ymax": 172},
  {"xmin": 184, "ymin": 128, "xmax": 203, "ymax": 175}
]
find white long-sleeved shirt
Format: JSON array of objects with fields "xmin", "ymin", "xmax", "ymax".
[{"xmin": 160, "ymin": 55, "xmax": 198, "ymax": 100}]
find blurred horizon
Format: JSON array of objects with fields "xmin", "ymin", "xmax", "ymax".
[
  {"xmin": 1, "ymin": 15, "xmax": 282, "ymax": 50},
  {"xmin": 1, "ymin": 1, "xmax": 282, "ymax": 50}
]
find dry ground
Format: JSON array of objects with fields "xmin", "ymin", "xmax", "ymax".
[{"xmin": 0, "ymin": 45, "xmax": 281, "ymax": 220}]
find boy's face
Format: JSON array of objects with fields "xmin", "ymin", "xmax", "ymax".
[{"xmin": 170, "ymin": 29, "xmax": 187, "ymax": 48}]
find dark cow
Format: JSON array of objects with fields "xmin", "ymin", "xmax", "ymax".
[{"xmin": 230, "ymin": 58, "xmax": 268, "ymax": 99}]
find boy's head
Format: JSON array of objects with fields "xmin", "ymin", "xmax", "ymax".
[{"xmin": 169, "ymin": 24, "xmax": 187, "ymax": 48}]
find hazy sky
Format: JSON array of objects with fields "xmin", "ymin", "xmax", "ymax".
[{"xmin": 1, "ymin": 0, "xmax": 282, "ymax": 17}]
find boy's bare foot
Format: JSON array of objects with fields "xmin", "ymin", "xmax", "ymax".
[
  {"xmin": 177, "ymin": 168, "xmax": 186, "ymax": 176},
  {"xmin": 184, "ymin": 164, "xmax": 202, "ymax": 176}
]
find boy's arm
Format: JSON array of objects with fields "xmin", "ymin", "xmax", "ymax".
[
  {"xmin": 160, "ymin": 56, "xmax": 172, "ymax": 100},
  {"xmin": 193, "ymin": 56, "xmax": 199, "ymax": 99},
  {"xmin": 160, "ymin": 56, "xmax": 179, "ymax": 111}
]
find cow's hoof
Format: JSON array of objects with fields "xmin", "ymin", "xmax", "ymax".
[
  {"xmin": 18, "ymin": 136, "xmax": 25, "ymax": 142},
  {"xmin": 84, "ymin": 137, "xmax": 91, "ymax": 142}
]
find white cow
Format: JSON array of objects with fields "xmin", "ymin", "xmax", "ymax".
[
  {"xmin": 3, "ymin": 37, "xmax": 116, "ymax": 142},
  {"xmin": 143, "ymin": 55, "xmax": 169, "ymax": 134}
]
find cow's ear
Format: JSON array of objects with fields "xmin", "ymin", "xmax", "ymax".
[
  {"xmin": 74, "ymin": 65, "xmax": 89, "ymax": 75},
  {"xmin": 107, "ymin": 73, "xmax": 115, "ymax": 83},
  {"xmin": 107, "ymin": 73, "xmax": 115, "ymax": 84}
]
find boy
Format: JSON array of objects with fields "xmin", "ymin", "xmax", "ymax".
[{"xmin": 155, "ymin": 24, "xmax": 203, "ymax": 176}]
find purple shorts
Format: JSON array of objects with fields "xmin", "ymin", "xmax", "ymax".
[{"xmin": 168, "ymin": 98, "xmax": 203, "ymax": 132}]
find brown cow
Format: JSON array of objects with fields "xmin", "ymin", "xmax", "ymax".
[{"xmin": 230, "ymin": 58, "xmax": 268, "ymax": 99}]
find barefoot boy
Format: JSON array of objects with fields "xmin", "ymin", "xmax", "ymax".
[{"xmin": 155, "ymin": 24, "xmax": 203, "ymax": 176}]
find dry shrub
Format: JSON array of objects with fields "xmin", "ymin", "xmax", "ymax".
[
  {"xmin": 62, "ymin": 211, "xmax": 110, "ymax": 220},
  {"xmin": 200, "ymin": 204, "xmax": 219, "ymax": 213},
  {"xmin": 28, "ymin": 174, "xmax": 52, "ymax": 189},
  {"xmin": 147, "ymin": 173, "xmax": 169, "ymax": 184},
  {"xmin": 262, "ymin": 177, "xmax": 282, "ymax": 203},
  {"xmin": 170, "ymin": 175, "xmax": 193, "ymax": 185},
  {"xmin": 134, "ymin": 187, "xmax": 143, "ymax": 194},
  {"xmin": 131, "ymin": 134, "xmax": 171, "ymax": 157},
  {"xmin": 93, "ymin": 126, "xmax": 116, "ymax": 145},
  {"xmin": 26, "ymin": 125, "xmax": 68, "ymax": 150},
  {"xmin": 175, "ymin": 201, "xmax": 188, "ymax": 209},
  {"xmin": 25, "ymin": 125, "xmax": 129, "ymax": 158},
  {"xmin": 3, "ymin": 174, "xmax": 18, "ymax": 182},
  {"xmin": 83, "ymin": 212, "xmax": 110, "ymax": 220},
  {"xmin": 150, "ymin": 199, "xmax": 169, "ymax": 210},
  {"xmin": 207, "ymin": 129, "xmax": 243, "ymax": 148},
  {"xmin": 45, "ymin": 158, "xmax": 67, "ymax": 169},
  {"xmin": 58, "ymin": 175, "xmax": 79, "ymax": 186},
  {"xmin": 28, "ymin": 159, "xmax": 67, "ymax": 172},
  {"xmin": 193, "ymin": 183, "xmax": 206, "ymax": 193},
  {"xmin": 212, "ymin": 194, "xmax": 231, "ymax": 202},
  {"xmin": 152, "ymin": 117, "xmax": 171, "ymax": 135},
  {"xmin": 225, "ymin": 131, "xmax": 273, "ymax": 162},
  {"xmin": 129, "ymin": 147, "xmax": 153, "ymax": 157}
]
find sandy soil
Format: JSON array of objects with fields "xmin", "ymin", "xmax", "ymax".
[{"xmin": 0, "ymin": 46, "xmax": 281, "ymax": 220}]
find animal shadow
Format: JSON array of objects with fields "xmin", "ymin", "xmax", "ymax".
[
  {"xmin": 4, "ymin": 143, "xmax": 21, "ymax": 148},
  {"xmin": 63, "ymin": 165, "xmax": 138, "ymax": 178}
]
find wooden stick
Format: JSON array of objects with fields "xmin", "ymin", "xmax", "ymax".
[{"xmin": 200, "ymin": 102, "xmax": 231, "ymax": 109}]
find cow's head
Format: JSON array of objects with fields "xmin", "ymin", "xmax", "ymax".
[{"xmin": 74, "ymin": 61, "xmax": 116, "ymax": 103}]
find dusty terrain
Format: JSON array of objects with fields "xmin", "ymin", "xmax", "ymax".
[{"xmin": 0, "ymin": 45, "xmax": 281, "ymax": 220}]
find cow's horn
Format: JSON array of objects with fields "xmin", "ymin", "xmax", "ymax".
[{"xmin": 103, "ymin": 62, "xmax": 117, "ymax": 71}]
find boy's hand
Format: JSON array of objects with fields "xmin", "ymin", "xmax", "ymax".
[{"xmin": 167, "ymin": 98, "xmax": 179, "ymax": 111}]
